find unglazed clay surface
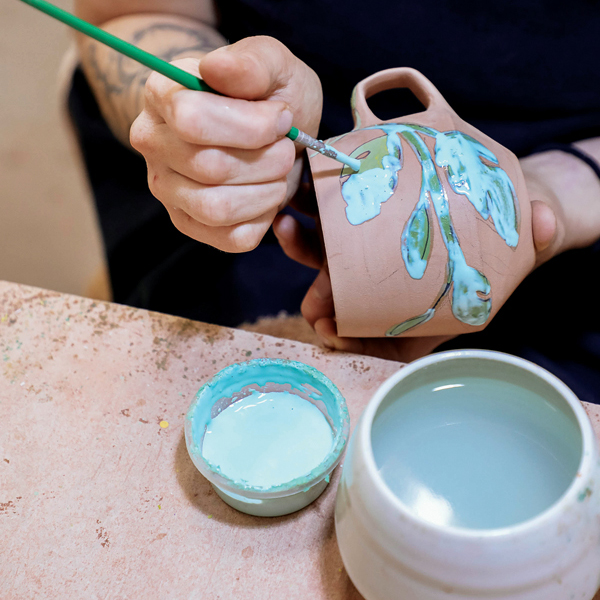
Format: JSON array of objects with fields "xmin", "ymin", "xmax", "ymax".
[{"xmin": 309, "ymin": 68, "xmax": 535, "ymax": 338}]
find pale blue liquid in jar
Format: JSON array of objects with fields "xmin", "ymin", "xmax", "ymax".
[
  {"xmin": 371, "ymin": 377, "xmax": 582, "ymax": 529},
  {"xmin": 202, "ymin": 390, "xmax": 334, "ymax": 489}
]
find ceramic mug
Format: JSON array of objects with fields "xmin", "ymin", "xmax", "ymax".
[
  {"xmin": 308, "ymin": 68, "xmax": 535, "ymax": 338},
  {"xmin": 334, "ymin": 350, "xmax": 600, "ymax": 600}
]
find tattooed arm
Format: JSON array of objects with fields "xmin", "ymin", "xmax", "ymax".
[
  {"xmin": 74, "ymin": 3, "xmax": 225, "ymax": 146},
  {"xmin": 73, "ymin": 1, "xmax": 323, "ymax": 252}
]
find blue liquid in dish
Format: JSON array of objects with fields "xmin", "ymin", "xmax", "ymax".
[
  {"xmin": 202, "ymin": 390, "xmax": 334, "ymax": 489},
  {"xmin": 371, "ymin": 377, "xmax": 581, "ymax": 529}
]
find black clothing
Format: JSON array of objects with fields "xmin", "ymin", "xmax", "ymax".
[{"xmin": 219, "ymin": 0, "xmax": 600, "ymax": 154}]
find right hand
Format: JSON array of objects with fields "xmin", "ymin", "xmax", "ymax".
[{"xmin": 130, "ymin": 36, "xmax": 322, "ymax": 252}]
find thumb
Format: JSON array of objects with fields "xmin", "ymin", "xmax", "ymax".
[
  {"xmin": 199, "ymin": 36, "xmax": 296, "ymax": 101},
  {"xmin": 531, "ymin": 199, "xmax": 561, "ymax": 267}
]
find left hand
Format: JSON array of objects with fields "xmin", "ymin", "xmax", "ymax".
[{"xmin": 274, "ymin": 141, "xmax": 600, "ymax": 362}]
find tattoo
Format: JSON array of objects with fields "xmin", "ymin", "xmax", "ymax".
[
  {"xmin": 86, "ymin": 22, "xmax": 225, "ymax": 140},
  {"xmin": 130, "ymin": 22, "xmax": 225, "ymax": 63}
]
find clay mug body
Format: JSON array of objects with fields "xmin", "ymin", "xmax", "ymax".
[
  {"xmin": 334, "ymin": 350, "xmax": 600, "ymax": 600},
  {"xmin": 308, "ymin": 68, "xmax": 535, "ymax": 338}
]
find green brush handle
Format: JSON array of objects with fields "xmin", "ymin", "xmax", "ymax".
[{"xmin": 18, "ymin": 0, "xmax": 313, "ymax": 142}]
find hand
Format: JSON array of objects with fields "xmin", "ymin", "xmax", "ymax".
[
  {"xmin": 274, "ymin": 141, "xmax": 600, "ymax": 361},
  {"xmin": 521, "ymin": 140, "xmax": 600, "ymax": 267},
  {"xmin": 130, "ymin": 36, "xmax": 322, "ymax": 252}
]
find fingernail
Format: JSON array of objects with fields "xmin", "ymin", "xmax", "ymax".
[
  {"xmin": 277, "ymin": 110, "xmax": 293, "ymax": 136},
  {"xmin": 320, "ymin": 336, "xmax": 335, "ymax": 350},
  {"xmin": 312, "ymin": 270, "xmax": 332, "ymax": 301},
  {"xmin": 314, "ymin": 319, "xmax": 336, "ymax": 349}
]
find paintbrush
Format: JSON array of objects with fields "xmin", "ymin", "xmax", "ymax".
[{"xmin": 18, "ymin": 0, "xmax": 361, "ymax": 172}]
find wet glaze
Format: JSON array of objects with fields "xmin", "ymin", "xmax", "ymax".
[
  {"xmin": 201, "ymin": 390, "xmax": 334, "ymax": 490},
  {"xmin": 341, "ymin": 132, "xmax": 403, "ymax": 225}
]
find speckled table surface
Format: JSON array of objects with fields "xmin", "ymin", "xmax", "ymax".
[
  {"xmin": 0, "ymin": 281, "xmax": 402, "ymax": 599},
  {"xmin": 1, "ymin": 280, "xmax": 599, "ymax": 600}
]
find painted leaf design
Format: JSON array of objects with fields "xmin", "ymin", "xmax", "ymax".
[
  {"xmin": 450, "ymin": 262, "xmax": 491, "ymax": 326},
  {"xmin": 401, "ymin": 203, "xmax": 432, "ymax": 280},
  {"xmin": 434, "ymin": 131, "xmax": 519, "ymax": 247},
  {"xmin": 340, "ymin": 133, "xmax": 403, "ymax": 225},
  {"xmin": 337, "ymin": 123, "xmax": 518, "ymax": 336},
  {"xmin": 341, "ymin": 134, "xmax": 395, "ymax": 176},
  {"xmin": 386, "ymin": 309, "xmax": 435, "ymax": 337}
]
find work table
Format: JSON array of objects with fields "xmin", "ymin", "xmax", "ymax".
[{"xmin": 1, "ymin": 280, "xmax": 599, "ymax": 599}]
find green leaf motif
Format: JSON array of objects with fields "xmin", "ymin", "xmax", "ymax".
[
  {"xmin": 339, "ymin": 123, "xmax": 518, "ymax": 336},
  {"xmin": 401, "ymin": 203, "xmax": 431, "ymax": 280},
  {"xmin": 450, "ymin": 262, "xmax": 491, "ymax": 326},
  {"xmin": 340, "ymin": 133, "xmax": 403, "ymax": 225},
  {"xmin": 434, "ymin": 131, "xmax": 519, "ymax": 247},
  {"xmin": 386, "ymin": 309, "xmax": 435, "ymax": 337}
]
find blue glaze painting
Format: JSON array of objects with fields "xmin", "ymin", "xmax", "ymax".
[{"xmin": 340, "ymin": 124, "xmax": 520, "ymax": 336}]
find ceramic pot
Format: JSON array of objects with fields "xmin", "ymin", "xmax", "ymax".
[
  {"xmin": 308, "ymin": 68, "xmax": 535, "ymax": 338},
  {"xmin": 334, "ymin": 350, "xmax": 600, "ymax": 600}
]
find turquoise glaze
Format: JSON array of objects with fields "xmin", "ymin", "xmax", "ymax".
[
  {"xmin": 371, "ymin": 375, "xmax": 582, "ymax": 529},
  {"xmin": 341, "ymin": 132, "xmax": 403, "ymax": 225},
  {"xmin": 340, "ymin": 124, "xmax": 520, "ymax": 336},
  {"xmin": 185, "ymin": 359, "xmax": 349, "ymax": 516},
  {"xmin": 434, "ymin": 131, "xmax": 519, "ymax": 247},
  {"xmin": 324, "ymin": 144, "xmax": 362, "ymax": 172},
  {"xmin": 202, "ymin": 389, "xmax": 334, "ymax": 489}
]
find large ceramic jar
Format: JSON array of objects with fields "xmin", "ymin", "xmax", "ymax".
[{"xmin": 335, "ymin": 351, "xmax": 600, "ymax": 600}]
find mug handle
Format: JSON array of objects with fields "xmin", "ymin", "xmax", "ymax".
[{"xmin": 351, "ymin": 67, "xmax": 453, "ymax": 129}]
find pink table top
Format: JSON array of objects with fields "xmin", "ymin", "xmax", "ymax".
[{"xmin": 1, "ymin": 280, "xmax": 599, "ymax": 599}]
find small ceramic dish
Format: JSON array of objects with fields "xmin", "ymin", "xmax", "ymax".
[
  {"xmin": 335, "ymin": 350, "xmax": 600, "ymax": 600},
  {"xmin": 185, "ymin": 358, "xmax": 349, "ymax": 517}
]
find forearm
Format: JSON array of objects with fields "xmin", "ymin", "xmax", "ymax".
[
  {"xmin": 520, "ymin": 137, "xmax": 600, "ymax": 264},
  {"xmin": 75, "ymin": 13, "xmax": 226, "ymax": 146}
]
